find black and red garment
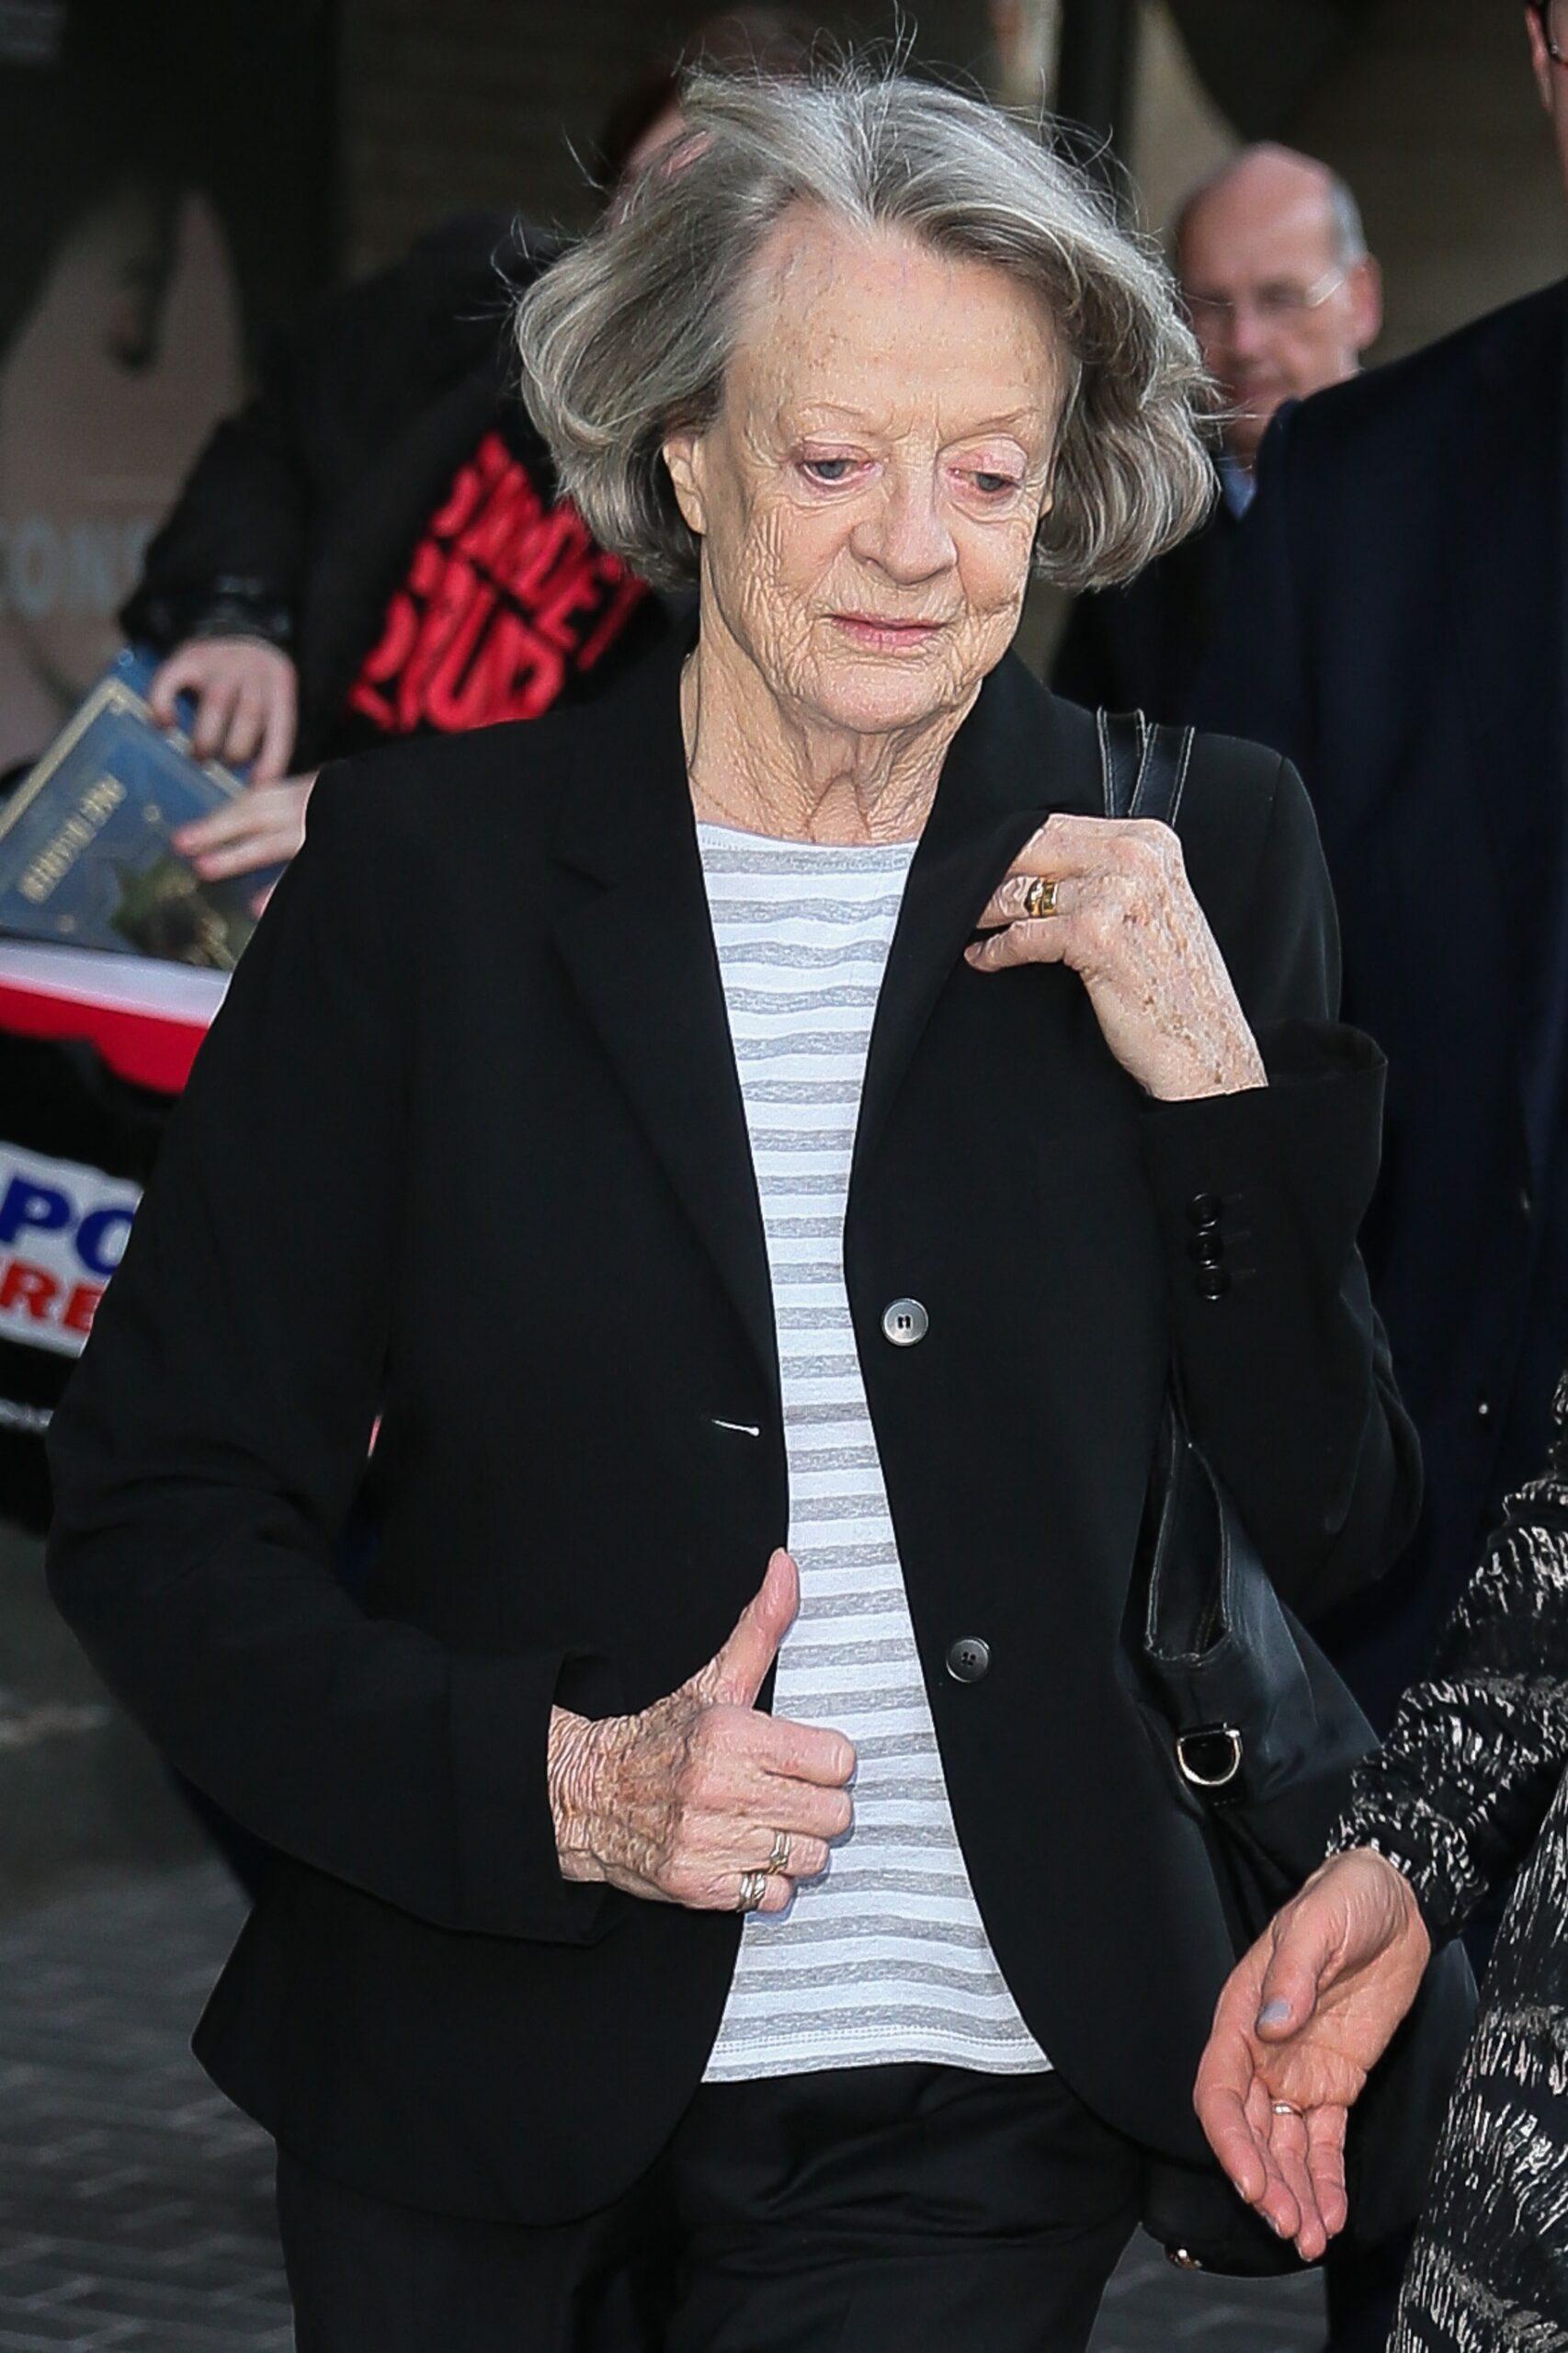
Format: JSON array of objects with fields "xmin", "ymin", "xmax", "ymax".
[{"xmin": 122, "ymin": 213, "xmax": 669, "ymax": 766}]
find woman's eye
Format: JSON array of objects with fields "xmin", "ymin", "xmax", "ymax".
[
  {"xmin": 801, "ymin": 457, "xmax": 858, "ymax": 483},
  {"xmin": 970, "ymin": 471, "xmax": 1022, "ymax": 496}
]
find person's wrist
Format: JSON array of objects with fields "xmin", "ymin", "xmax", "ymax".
[
  {"xmin": 1361, "ymin": 1844, "xmax": 1426, "ymax": 1923},
  {"xmin": 1327, "ymin": 1843, "xmax": 1431, "ymax": 1962},
  {"xmin": 547, "ymin": 1706, "xmax": 611, "ymax": 1883},
  {"xmin": 1150, "ymin": 1034, "xmax": 1269, "ymax": 1102}
]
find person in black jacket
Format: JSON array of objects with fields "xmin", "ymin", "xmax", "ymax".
[
  {"xmin": 122, "ymin": 10, "xmax": 818, "ymax": 909},
  {"xmin": 1052, "ymin": 144, "xmax": 1381, "ymax": 721},
  {"xmin": 1194, "ymin": 4, "xmax": 1568, "ymax": 1746},
  {"xmin": 121, "ymin": 210, "xmax": 666, "ymax": 906},
  {"xmin": 46, "ymin": 67, "xmax": 1418, "ymax": 2353}
]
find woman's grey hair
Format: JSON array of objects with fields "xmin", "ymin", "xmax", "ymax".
[{"xmin": 516, "ymin": 63, "xmax": 1214, "ymax": 593}]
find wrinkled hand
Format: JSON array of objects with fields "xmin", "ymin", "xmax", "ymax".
[
  {"xmin": 170, "ymin": 772, "xmax": 318, "ymax": 917},
  {"xmin": 1194, "ymin": 1848, "xmax": 1432, "ymax": 2260},
  {"xmin": 547, "ymin": 1550, "xmax": 855, "ymax": 1914},
  {"xmin": 149, "ymin": 635, "xmax": 299, "ymax": 784},
  {"xmin": 966, "ymin": 814, "xmax": 1267, "ymax": 1101}
]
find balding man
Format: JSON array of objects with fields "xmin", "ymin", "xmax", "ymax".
[{"xmin": 1051, "ymin": 143, "xmax": 1381, "ymax": 719}]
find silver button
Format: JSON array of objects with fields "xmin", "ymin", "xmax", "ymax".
[
  {"xmin": 947, "ymin": 1636, "xmax": 991, "ymax": 1684},
  {"xmin": 881, "ymin": 1297, "xmax": 929, "ymax": 1347}
]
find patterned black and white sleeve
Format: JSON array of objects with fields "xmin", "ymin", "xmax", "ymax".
[{"xmin": 1329, "ymin": 1371, "xmax": 1568, "ymax": 1943}]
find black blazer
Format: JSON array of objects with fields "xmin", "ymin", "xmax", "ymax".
[
  {"xmin": 1051, "ymin": 495, "xmax": 1241, "ymax": 723},
  {"xmin": 1194, "ymin": 278, "xmax": 1568, "ymax": 1718},
  {"xmin": 44, "ymin": 620, "xmax": 1417, "ymax": 2224}
]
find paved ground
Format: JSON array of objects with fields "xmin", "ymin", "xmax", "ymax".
[{"xmin": 0, "ymin": 1861, "xmax": 1327, "ymax": 2351}]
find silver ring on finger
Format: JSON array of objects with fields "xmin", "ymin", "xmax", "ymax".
[
  {"xmin": 764, "ymin": 1828, "xmax": 791, "ymax": 1877},
  {"xmin": 1022, "ymin": 874, "xmax": 1059, "ymax": 921},
  {"xmin": 736, "ymin": 1870, "xmax": 768, "ymax": 1913},
  {"xmin": 1271, "ymin": 2100, "xmax": 1305, "ymax": 2120}
]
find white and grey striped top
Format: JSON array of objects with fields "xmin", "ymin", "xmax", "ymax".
[{"xmin": 697, "ymin": 821, "xmax": 1051, "ymax": 2083}]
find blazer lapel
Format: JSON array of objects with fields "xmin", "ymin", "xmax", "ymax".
[
  {"xmin": 855, "ymin": 656, "xmax": 1106, "ymax": 1172},
  {"xmin": 548, "ymin": 635, "xmax": 1099, "ymax": 1403},
  {"xmin": 550, "ymin": 629, "xmax": 780, "ymax": 1413}
]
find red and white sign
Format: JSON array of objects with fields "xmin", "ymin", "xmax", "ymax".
[
  {"xmin": 0, "ymin": 939, "xmax": 225, "ymax": 1093},
  {"xmin": 0, "ymin": 1139, "xmax": 142, "ymax": 1358}
]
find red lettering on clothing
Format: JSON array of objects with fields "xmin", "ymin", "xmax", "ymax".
[{"xmin": 347, "ymin": 431, "xmax": 650, "ymax": 737}]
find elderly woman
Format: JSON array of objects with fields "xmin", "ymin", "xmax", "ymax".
[{"xmin": 45, "ymin": 63, "xmax": 1417, "ymax": 2353}]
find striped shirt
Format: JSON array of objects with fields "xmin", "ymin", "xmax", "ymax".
[{"xmin": 697, "ymin": 821, "xmax": 1051, "ymax": 2083}]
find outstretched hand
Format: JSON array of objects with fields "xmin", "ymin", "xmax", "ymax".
[{"xmin": 1194, "ymin": 1847, "xmax": 1431, "ymax": 2260}]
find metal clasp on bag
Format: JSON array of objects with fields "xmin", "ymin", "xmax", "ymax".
[
  {"xmin": 1174, "ymin": 1724, "xmax": 1244, "ymax": 1790},
  {"xmin": 1165, "ymin": 2246, "xmax": 1206, "ymax": 2271}
]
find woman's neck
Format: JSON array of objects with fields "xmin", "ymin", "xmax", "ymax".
[{"xmin": 680, "ymin": 625, "xmax": 974, "ymax": 847}]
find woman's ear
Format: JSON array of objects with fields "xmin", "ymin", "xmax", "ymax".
[{"xmin": 662, "ymin": 432, "xmax": 708, "ymax": 539}]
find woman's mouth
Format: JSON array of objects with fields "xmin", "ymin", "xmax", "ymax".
[{"xmin": 831, "ymin": 613, "xmax": 945, "ymax": 652}]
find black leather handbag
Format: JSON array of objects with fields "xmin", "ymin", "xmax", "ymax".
[{"xmin": 1101, "ymin": 711, "xmax": 1477, "ymax": 2277}]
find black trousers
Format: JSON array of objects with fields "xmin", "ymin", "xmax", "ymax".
[{"xmin": 276, "ymin": 2063, "xmax": 1142, "ymax": 2352}]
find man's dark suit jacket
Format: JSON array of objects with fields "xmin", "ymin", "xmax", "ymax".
[
  {"xmin": 1051, "ymin": 495, "xmax": 1240, "ymax": 722},
  {"xmin": 44, "ymin": 619, "xmax": 1416, "ymax": 2224},
  {"xmin": 1195, "ymin": 278, "xmax": 1568, "ymax": 1723}
]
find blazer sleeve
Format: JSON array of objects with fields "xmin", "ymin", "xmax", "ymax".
[
  {"xmin": 1329, "ymin": 1373, "xmax": 1568, "ymax": 1943},
  {"xmin": 44, "ymin": 766, "xmax": 617, "ymax": 1946},
  {"xmin": 1135, "ymin": 753, "xmax": 1421, "ymax": 1619}
]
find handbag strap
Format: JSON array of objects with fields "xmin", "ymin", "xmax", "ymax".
[{"xmin": 1096, "ymin": 708, "xmax": 1195, "ymax": 827}]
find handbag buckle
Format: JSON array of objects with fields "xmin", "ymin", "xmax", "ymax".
[{"xmin": 1175, "ymin": 1724, "xmax": 1243, "ymax": 1790}]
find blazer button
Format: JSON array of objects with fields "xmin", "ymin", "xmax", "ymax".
[
  {"xmin": 947, "ymin": 1636, "xmax": 991, "ymax": 1684},
  {"xmin": 881, "ymin": 1298, "xmax": 929, "ymax": 1347},
  {"xmin": 1187, "ymin": 1232, "xmax": 1225, "ymax": 1267},
  {"xmin": 1198, "ymin": 1267, "xmax": 1232, "ymax": 1301},
  {"xmin": 1187, "ymin": 1192, "xmax": 1223, "ymax": 1231}
]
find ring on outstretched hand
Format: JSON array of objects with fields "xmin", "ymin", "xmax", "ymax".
[
  {"xmin": 1271, "ymin": 2100, "xmax": 1305, "ymax": 2120},
  {"xmin": 1022, "ymin": 875, "xmax": 1059, "ymax": 921},
  {"xmin": 764, "ymin": 1829, "xmax": 792, "ymax": 1876},
  {"xmin": 737, "ymin": 1870, "xmax": 768, "ymax": 1912}
]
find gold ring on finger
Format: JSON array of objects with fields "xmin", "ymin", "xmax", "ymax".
[
  {"xmin": 1022, "ymin": 875, "xmax": 1059, "ymax": 921},
  {"xmin": 764, "ymin": 1829, "xmax": 791, "ymax": 1877},
  {"xmin": 737, "ymin": 1870, "xmax": 768, "ymax": 1912}
]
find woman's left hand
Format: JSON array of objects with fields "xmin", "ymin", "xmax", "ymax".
[
  {"xmin": 171, "ymin": 771, "xmax": 320, "ymax": 919},
  {"xmin": 1194, "ymin": 1849, "xmax": 1431, "ymax": 2261},
  {"xmin": 966, "ymin": 814, "xmax": 1267, "ymax": 1101}
]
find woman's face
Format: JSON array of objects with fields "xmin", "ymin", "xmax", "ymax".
[{"xmin": 663, "ymin": 206, "xmax": 1065, "ymax": 737}]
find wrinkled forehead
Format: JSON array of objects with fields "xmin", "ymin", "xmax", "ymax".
[
  {"xmin": 722, "ymin": 202, "xmax": 1067, "ymax": 445},
  {"xmin": 1179, "ymin": 179, "xmax": 1341, "ymax": 291}
]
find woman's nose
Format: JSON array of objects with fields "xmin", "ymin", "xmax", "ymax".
[{"xmin": 852, "ymin": 475, "xmax": 956, "ymax": 582}]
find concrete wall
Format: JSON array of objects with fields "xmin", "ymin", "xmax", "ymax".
[{"xmin": 337, "ymin": 0, "xmax": 994, "ymax": 278}]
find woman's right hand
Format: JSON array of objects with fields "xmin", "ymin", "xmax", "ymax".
[
  {"xmin": 148, "ymin": 635, "xmax": 300, "ymax": 784},
  {"xmin": 546, "ymin": 1550, "xmax": 855, "ymax": 1915},
  {"xmin": 1194, "ymin": 1847, "xmax": 1432, "ymax": 2259}
]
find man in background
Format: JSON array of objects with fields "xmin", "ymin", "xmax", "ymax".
[
  {"xmin": 1195, "ymin": 30, "xmax": 1568, "ymax": 2333},
  {"xmin": 1198, "ymin": 0, "xmax": 1568, "ymax": 1733},
  {"xmin": 1052, "ymin": 143, "xmax": 1381, "ymax": 718}
]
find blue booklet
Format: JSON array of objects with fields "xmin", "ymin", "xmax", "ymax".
[{"xmin": 0, "ymin": 648, "xmax": 286, "ymax": 970}]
